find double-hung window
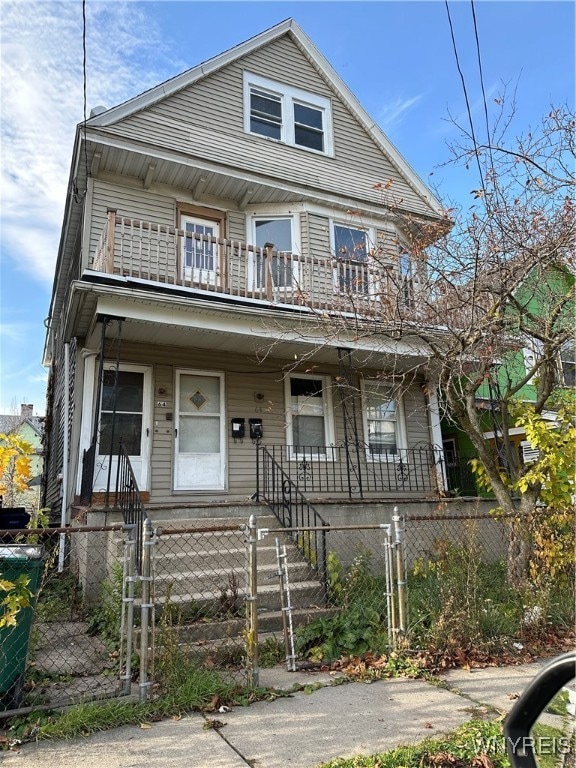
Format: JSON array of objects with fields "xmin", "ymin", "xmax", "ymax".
[
  {"xmin": 399, "ymin": 246, "xmax": 414, "ymax": 307},
  {"xmin": 286, "ymin": 374, "xmax": 334, "ymax": 457},
  {"xmin": 293, "ymin": 101, "xmax": 324, "ymax": 152},
  {"xmin": 332, "ymin": 223, "xmax": 371, "ymax": 294},
  {"xmin": 249, "ymin": 87, "xmax": 282, "ymax": 140},
  {"xmin": 248, "ymin": 213, "xmax": 300, "ymax": 291},
  {"xmin": 560, "ymin": 342, "xmax": 576, "ymax": 386},
  {"xmin": 362, "ymin": 381, "xmax": 406, "ymax": 460},
  {"xmin": 244, "ymin": 72, "xmax": 333, "ymax": 155},
  {"xmin": 252, "ymin": 217, "xmax": 294, "ymax": 289}
]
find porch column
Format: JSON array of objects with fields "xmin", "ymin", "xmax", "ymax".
[
  {"xmin": 426, "ymin": 386, "xmax": 448, "ymax": 493},
  {"xmin": 105, "ymin": 208, "xmax": 117, "ymax": 273}
]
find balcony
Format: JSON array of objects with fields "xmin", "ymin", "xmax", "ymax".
[{"xmin": 91, "ymin": 211, "xmax": 399, "ymax": 315}]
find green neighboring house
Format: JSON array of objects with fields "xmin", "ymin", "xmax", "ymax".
[
  {"xmin": 0, "ymin": 404, "xmax": 45, "ymax": 512},
  {"xmin": 441, "ymin": 263, "xmax": 575, "ymax": 495}
]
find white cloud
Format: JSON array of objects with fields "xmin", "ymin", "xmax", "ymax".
[
  {"xmin": 0, "ymin": 2, "xmax": 183, "ymax": 286},
  {"xmin": 0, "ymin": 322, "xmax": 28, "ymax": 344},
  {"xmin": 377, "ymin": 94, "xmax": 424, "ymax": 131}
]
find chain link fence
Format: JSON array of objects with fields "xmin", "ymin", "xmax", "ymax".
[
  {"xmin": 0, "ymin": 525, "xmax": 130, "ymax": 717},
  {"xmin": 2, "ymin": 508, "xmax": 572, "ymax": 719}
]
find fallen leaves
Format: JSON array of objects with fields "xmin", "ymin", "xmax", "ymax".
[
  {"xmin": 424, "ymin": 752, "xmax": 495, "ymax": 768},
  {"xmin": 203, "ymin": 719, "xmax": 226, "ymax": 730}
]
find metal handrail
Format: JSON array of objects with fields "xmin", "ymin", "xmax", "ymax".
[
  {"xmin": 115, "ymin": 443, "xmax": 150, "ymax": 573},
  {"xmin": 257, "ymin": 444, "xmax": 328, "ymax": 598}
]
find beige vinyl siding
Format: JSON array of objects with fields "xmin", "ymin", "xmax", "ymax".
[
  {"xmin": 302, "ymin": 212, "xmax": 332, "ymax": 299},
  {"xmin": 88, "ymin": 179, "xmax": 176, "ymax": 271},
  {"xmin": 96, "ymin": 339, "xmax": 431, "ymax": 503},
  {"xmin": 227, "ymin": 210, "xmax": 245, "ymax": 241},
  {"xmin": 402, "ymin": 385, "xmax": 431, "ymax": 446},
  {"xmin": 97, "ymin": 36, "xmax": 435, "ymax": 218},
  {"xmin": 226, "ymin": 210, "xmax": 248, "ymax": 293}
]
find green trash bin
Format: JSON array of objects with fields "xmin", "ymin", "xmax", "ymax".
[{"xmin": 0, "ymin": 544, "xmax": 45, "ymax": 711}]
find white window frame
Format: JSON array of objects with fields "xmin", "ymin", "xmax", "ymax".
[
  {"xmin": 330, "ymin": 220, "xmax": 379, "ymax": 296},
  {"xmin": 285, "ymin": 373, "xmax": 335, "ymax": 459},
  {"xmin": 398, "ymin": 241, "xmax": 416, "ymax": 308},
  {"xmin": 360, "ymin": 379, "xmax": 407, "ymax": 462},
  {"xmin": 246, "ymin": 211, "xmax": 301, "ymax": 291},
  {"xmin": 559, "ymin": 342, "xmax": 576, "ymax": 387},
  {"xmin": 243, "ymin": 72, "xmax": 333, "ymax": 156}
]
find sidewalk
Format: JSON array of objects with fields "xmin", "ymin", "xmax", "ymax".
[{"xmin": 1, "ymin": 661, "xmax": 565, "ymax": 768}]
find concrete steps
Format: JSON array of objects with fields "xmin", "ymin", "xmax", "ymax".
[{"xmin": 145, "ymin": 511, "xmax": 327, "ymax": 645}]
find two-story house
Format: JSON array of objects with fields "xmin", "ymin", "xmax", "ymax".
[{"xmin": 43, "ymin": 19, "xmax": 449, "ymax": 525}]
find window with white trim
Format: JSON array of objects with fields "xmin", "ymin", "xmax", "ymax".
[
  {"xmin": 332, "ymin": 222, "xmax": 373, "ymax": 294},
  {"xmin": 560, "ymin": 342, "xmax": 576, "ymax": 386},
  {"xmin": 362, "ymin": 381, "xmax": 406, "ymax": 459},
  {"xmin": 285, "ymin": 374, "xmax": 334, "ymax": 456},
  {"xmin": 244, "ymin": 72, "xmax": 333, "ymax": 155},
  {"xmin": 398, "ymin": 245, "xmax": 414, "ymax": 307},
  {"xmin": 252, "ymin": 216, "xmax": 294, "ymax": 289},
  {"xmin": 522, "ymin": 338, "xmax": 543, "ymax": 383}
]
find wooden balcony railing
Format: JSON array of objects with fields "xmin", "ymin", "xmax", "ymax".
[{"xmin": 91, "ymin": 211, "xmax": 399, "ymax": 314}]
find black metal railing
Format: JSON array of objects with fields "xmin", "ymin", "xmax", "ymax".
[
  {"xmin": 79, "ymin": 441, "xmax": 97, "ymax": 505},
  {"xmin": 115, "ymin": 443, "xmax": 149, "ymax": 573},
  {"xmin": 258, "ymin": 445, "xmax": 444, "ymax": 498},
  {"xmin": 443, "ymin": 453, "xmax": 481, "ymax": 496},
  {"xmin": 258, "ymin": 445, "xmax": 328, "ymax": 599}
]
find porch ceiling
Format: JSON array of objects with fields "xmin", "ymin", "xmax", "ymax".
[{"xmin": 71, "ymin": 280, "xmax": 433, "ymax": 372}]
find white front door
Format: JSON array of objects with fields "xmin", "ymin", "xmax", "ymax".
[
  {"xmin": 174, "ymin": 370, "xmax": 226, "ymax": 490},
  {"xmin": 94, "ymin": 365, "xmax": 152, "ymax": 492},
  {"xmin": 181, "ymin": 216, "xmax": 220, "ymax": 285}
]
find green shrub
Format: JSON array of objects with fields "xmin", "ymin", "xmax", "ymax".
[{"xmin": 297, "ymin": 547, "xmax": 390, "ymax": 661}]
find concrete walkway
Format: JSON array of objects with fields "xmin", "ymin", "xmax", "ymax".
[{"xmin": 2, "ymin": 661, "xmax": 567, "ymax": 768}]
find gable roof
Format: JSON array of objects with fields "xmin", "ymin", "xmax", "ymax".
[
  {"xmin": 0, "ymin": 415, "xmax": 44, "ymax": 439},
  {"xmin": 87, "ymin": 18, "xmax": 444, "ymax": 218}
]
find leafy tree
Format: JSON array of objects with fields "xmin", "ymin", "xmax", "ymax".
[
  {"xmin": 0, "ymin": 433, "xmax": 33, "ymax": 507},
  {"xmin": 285, "ymin": 103, "xmax": 575, "ymax": 588}
]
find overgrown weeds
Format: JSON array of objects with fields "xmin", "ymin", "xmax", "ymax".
[
  {"xmin": 297, "ymin": 547, "xmax": 390, "ymax": 662},
  {"xmin": 86, "ymin": 564, "xmax": 124, "ymax": 651},
  {"xmin": 318, "ymin": 719, "xmax": 567, "ymax": 768}
]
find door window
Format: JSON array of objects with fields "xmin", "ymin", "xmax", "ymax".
[
  {"xmin": 181, "ymin": 215, "xmax": 220, "ymax": 281},
  {"xmin": 333, "ymin": 224, "xmax": 371, "ymax": 294},
  {"xmin": 99, "ymin": 370, "xmax": 144, "ymax": 456}
]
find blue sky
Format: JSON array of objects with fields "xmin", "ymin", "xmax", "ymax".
[{"xmin": 1, "ymin": 0, "xmax": 574, "ymax": 415}]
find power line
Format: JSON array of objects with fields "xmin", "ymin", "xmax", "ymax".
[
  {"xmin": 470, "ymin": 0, "xmax": 494, "ymax": 174},
  {"xmin": 82, "ymin": 0, "xmax": 89, "ymax": 192},
  {"xmin": 444, "ymin": 0, "xmax": 487, "ymax": 201}
]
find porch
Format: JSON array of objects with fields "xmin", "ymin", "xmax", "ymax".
[{"xmin": 91, "ymin": 210, "xmax": 401, "ymax": 314}]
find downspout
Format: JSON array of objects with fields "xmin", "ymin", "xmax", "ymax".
[{"xmin": 58, "ymin": 342, "xmax": 70, "ymax": 572}]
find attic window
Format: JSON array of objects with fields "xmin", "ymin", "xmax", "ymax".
[
  {"xmin": 250, "ymin": 88, "xmax": 282, "ymax": 139},
  {"xmin": 244, "ymin": 72, "xmax": 333, "ymax": 155}
]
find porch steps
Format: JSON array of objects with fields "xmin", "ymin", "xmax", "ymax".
[{"xmin": 145, "ymin": 513, "xmax": 328, "ymax": 643}]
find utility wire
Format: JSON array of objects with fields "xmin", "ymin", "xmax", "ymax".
[
  {"xmin": 470, "ymin": 0, "xmax": 495, "ymax": 184},
  {"xmin": 444, "ymin": 0, "xmax": 487, "ymax": 201},
  {"xmin": 82, "ymin": 0, "xmax": 89, "ymax": 192}
]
